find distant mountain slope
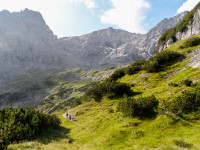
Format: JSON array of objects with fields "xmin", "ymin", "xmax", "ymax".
[{"xmin": 61, "ymin": 12, "xmax": 187, "ymax": 68}]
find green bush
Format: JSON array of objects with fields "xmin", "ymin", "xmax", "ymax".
[
  {"xmin": 160, "ymin": 89, "xmax": 200, "ymax": 116},
  {"xmin": 73, "ymin": 99, "xmax": 82, "ymax": 107},
  {"xmin": 117, "ymin": 95, "xmax": 159, "ymax": 117},
  {"xmin": 83, "ymin": 80, "xmax": 132, "ymax": 102},
  {"xmin": 145, "ymin": 51, "xmax": 182, "ymax": 72},
  {"xmin": 191, "ymin": 82, "xmax": 200, "ymax": 88},
  {"xmin": 123, "ymin": 51, "xmax": 182, "ymax": 74},
  {"xmin": 0, "ymin": 107, "xmax": 61, "ymax": 149},
  {"xmin": 181, "ymin": 79, "xmax": 193, "ymax": 87},
  {"xmin": 117, "ymin": 96, "xmax": 135, "ymax": 117},
  {"xmin": 109, "ymin": 68, "xmax": 125, "ymax": 81},
  {"xmin": 181, "ymin": 37, "xmax": 200, "ymax": 49},
  {"xmin": 145, "ymin": 60, "xmax": 159, "ymax": 72},
  {"xmin": 124, "ymin": 60, "xmax": 146, "ymax": 75}
]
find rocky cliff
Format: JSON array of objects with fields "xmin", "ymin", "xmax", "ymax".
[
  {"xmin": 0, "ymin": 9, "xmax": 68, "ymax": 73},
  {"xmin": 158, "ymin": 2, "xmax": 200, "ymax": 52},
  {"xmin": 0, "ymin": 9, "xmax": 74, "ymax": 87}
]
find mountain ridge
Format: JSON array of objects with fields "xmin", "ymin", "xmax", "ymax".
[
  {"xmin": 0, "ymin": 9, "xmax": 187, "ymax": 71},
  {"xmin": 0, "ymin": 9, "xmax": 187, "ymax": 108},
  {"xmin": 60, "ymin": 11, "xmax": 187, "ymax": 68}
]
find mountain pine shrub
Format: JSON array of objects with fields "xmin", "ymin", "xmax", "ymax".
[
  {"xmin": 0, "ymin": 107, "xmax": 61, "ymax": 150},
  {"xmin": 117, "ymin": 95, "xmax": 159, "ymax": 117},
  {"xmin": 160, "ymin": 89, "xmax": 200, "ymax": 116},
  {"xmin": 109, "ymin": 68, "xmax": 125, "ymax": 81},
  {"xmin": 83, "ymin": 80, "xmax": 132, "ymax": 102},
  {"xmin": 144, "ymin": 51, "xmax": 182, "ymax": 72},
  {"xmin": 124, "ymin": 60, "xmax": 146, "ymax": 75},
  {"xmin": 181, "ymin": 79, "xmax": 193, "ymax": 87},
  {"xmin": 180, "ymin": 36, "xmax": 200, "ymax": 49}
]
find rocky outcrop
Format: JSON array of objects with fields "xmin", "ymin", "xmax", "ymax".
[
  {"xmin": 188, "ymin": 48, "xmax": 200, "ymax": 68},
  {"xmin": 176, "ymin": 9, "xmax": 200, "ymax": 40},
  {"xmin": 159, "ymin": 9, "xmax": 200, "ymax": 52}
]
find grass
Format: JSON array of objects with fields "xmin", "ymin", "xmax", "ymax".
[
  {"xmin": 65, "ymin": 100, "xmax": 200, "ymax": 149},
  {"xmin": 10, "ymin": 99, "xmax": 200, "ymax": 149},
  {"xmin": 37, "ymin": 68, "xmax": 114, "ymax": 114}
]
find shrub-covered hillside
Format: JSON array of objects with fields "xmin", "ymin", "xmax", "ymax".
[
  {"xmin": 0, "ymin": 107, "xmax": 60, "ymax": 150},
  {"xmin": 8, "ymin": 34, "xmax": 200, "ymax": 149}
]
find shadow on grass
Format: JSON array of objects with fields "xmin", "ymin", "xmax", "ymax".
[
  {"xmin": 138, "ymin": 113, "xmax": 158, "ymax": 121},
  {"xmin": 35, "ymin": 126, "xmax": 71, "ymax": 144},
  {"xmin": 132, "ymin": 91, "xmax": 143, "ymax": 96}
]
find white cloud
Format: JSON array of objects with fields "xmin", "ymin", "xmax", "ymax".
[
  {"xmin": 100, "ymin": 0, "xmax": 150, "ymax": 33},
  {"xmin": 69, "ymin": 0, "xmax": 95, "ymax": 8},
  {"xmin": 177, "ymin": 0, "xmax": 200, "ymax": 13}
]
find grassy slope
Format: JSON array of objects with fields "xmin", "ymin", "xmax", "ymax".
[
  {"xmin": 37, "ymin": 68, "xmax": 114, "ymax": 114},
  {"xmin": 9, "ymin": 34, "xmax": 200, "ymax": 149}
]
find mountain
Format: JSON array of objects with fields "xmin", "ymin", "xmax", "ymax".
[
  {"xmin": 60, "ymin": 12, "xmax": 187, "ymax": 68},
  {"xmin": 0, "ymin": 8, "xmax": 187, "ymax": 73},
  {"xmin": 0, "ymin": 9, "xmax": 69, "ymax": 83},
  {"xmin": 0, "ymin": 9, "xmax": 187, "ymax": 108},
  {"xmin": 0, "ymin": 9, "xmax": 63, "ymax": 67},
  {"xmin": 158, "ymin": 2, "xmax": 200, "ymax": 51}
]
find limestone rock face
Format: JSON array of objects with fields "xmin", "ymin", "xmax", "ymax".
[
  {"xmin": 61, "ymin": 12, "xmax": 187, "ymax": 68},
  {"xmin": 176, "ymin": 9, "xmax": 200, "ymax": 40},
  {"xmin": 0, "ymin": 9, "xmax": 67, "ymax": 73},
  {"xmin": 159, "ymin": 9, "xmax": 200, "ymax": 52},
  {"xmin": 188, "ymin": 48, "xmax": 200, "ymax": 68}
]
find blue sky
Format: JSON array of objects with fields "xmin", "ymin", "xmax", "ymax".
[{"xmin": 0, "ymin": 0, "xmax": 199, "ymax": 37}]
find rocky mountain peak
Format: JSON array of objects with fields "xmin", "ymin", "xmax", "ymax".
[
  {"xmin": 0, "ymin": 9, "xmax": 64, "ymax": 77},
  {"xmin": 60, "ymin": 11, "xmax": 187, "ymax": 68}
]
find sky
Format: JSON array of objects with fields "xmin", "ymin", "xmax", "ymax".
[{"xmin": 0, "ymin": 0, "xmax": 199, "ymax": 37}]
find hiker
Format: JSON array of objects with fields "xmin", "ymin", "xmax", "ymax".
[
  {"xmin": 66, "ymin": 113, "xmax": 69, "ymax": 119},
  {"xmin": 69, "ymin": 114, "xmax": 71, "ymax": 120}
]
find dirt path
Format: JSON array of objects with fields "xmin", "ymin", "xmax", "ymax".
[{"xmin": 63, "ymin": 109, "xmax": 81, "ymax": 126}]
